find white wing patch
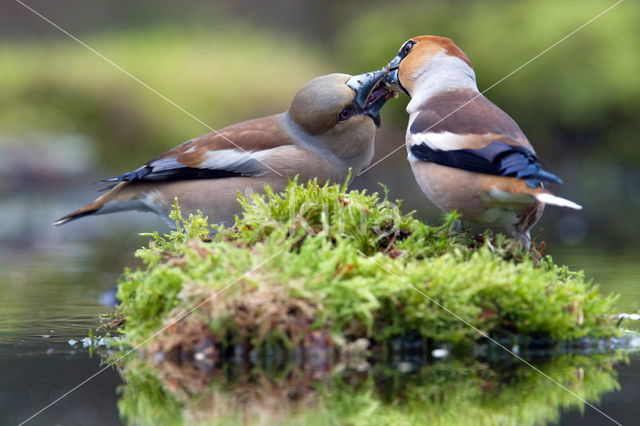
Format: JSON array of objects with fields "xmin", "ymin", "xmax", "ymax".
[
  {"xmin": 151, "ymin": 157, "xmax": 184, "ymax": 172},
  {"xmin": 199, "ymin": 149, "xmax": 268, "ymax": 174},
  {"xmin": 407, "ymin": 131, "xmax": 474, "ymax": 151},
  {"xmin": 201, "ymin": 149, "xmax": 259, "ymax": 168}
]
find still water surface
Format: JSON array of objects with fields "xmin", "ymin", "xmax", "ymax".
[{"xmin": 1, "ymin": 215, "xmax": 638, "ymax": 425}]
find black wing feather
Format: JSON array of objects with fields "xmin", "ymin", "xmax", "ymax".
[
  {"xmin": 100, "ymin": 152, "xmax": 250, "ymax": 184},
  {"xmin": 410, "ymin": 141, "xmax": 562, "ymax": 188},
  {"xmin": 102, "ymin": 166, "xmax": 243, "ymax": 183}
]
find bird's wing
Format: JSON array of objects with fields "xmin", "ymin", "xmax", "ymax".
[
  {"xmin": 408, "ymin": 89, "xmax": 533, "ymax": 150},
  {"xmin": 103, "ymin": 115, "xmax": 294, "ymax": 183},
  {"xmin": 406, "ymin": 89, "xmax": 560, "ymax": 187},
  {"xmin": 410, "ymin": 141, "xmax": 562, "ymax": 188}
]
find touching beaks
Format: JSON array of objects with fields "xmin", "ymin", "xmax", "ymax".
[
  {"xmin": 383, "ymin": 55, "xmax": 403, "ymax": 93},
  {"xmin": 346, "ymin": 70, "xmax": 394, "ymax": 127}
]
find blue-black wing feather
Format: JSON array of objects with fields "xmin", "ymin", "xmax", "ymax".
[
  {"xmin": 101, "ymin": 166, "xmax": 243, "ymax": 183},
  {"xmin": 410, "ymin": 141, "xmax": 562, "ymax": 188}
]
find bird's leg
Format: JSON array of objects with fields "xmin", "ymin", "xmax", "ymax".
[
  {"xmin": 511, "ymin": 231, "xmax": 531, "ymax": 250},
  {"xmin": 449, "ymin": 219, "xmax": 464, "ymax": 233},
  {"xmin": 520, "ymin": 231, "xmax": 532, "ymax": 250}
]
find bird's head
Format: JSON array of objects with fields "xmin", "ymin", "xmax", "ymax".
[
  {"xmin": 289, "ymin": 72, "xmax": 392, "ymax": 132},
  {"xmin": 288, "ymin": 72, "xmax": 393, "ymax": 171},
  {"xmin": 384, "ymin": 36, "xmax": 473, "ymax": 95}
]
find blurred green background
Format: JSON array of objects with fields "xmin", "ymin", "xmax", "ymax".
[{"xmin": 1, "ymin": 0, "xmax": 639, "ymax": 249}]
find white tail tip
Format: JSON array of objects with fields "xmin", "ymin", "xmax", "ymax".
[{"xmin": 536, "ymin": 193, "xmax": 582, "ymax": 210}]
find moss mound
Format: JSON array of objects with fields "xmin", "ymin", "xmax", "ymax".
[{"xmin": 115, "ymin": 179, "xmax": 618, "ymax": 350}]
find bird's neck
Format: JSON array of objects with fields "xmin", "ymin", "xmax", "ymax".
[
  {"xmin": 282, "ymin": 113, "xmax": 374, "ymax": 175},
  {"xmin": 406, "ymin": 55, "xmax": 478, "ymax": 115},
  {"xmin": 281, "ymin": 112, "xmax": 344, "ymax": 167}
]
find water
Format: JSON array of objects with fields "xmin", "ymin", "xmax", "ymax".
[
  {"xmin": 1, "ymin": 205, "xmax": 639, "ymax": 425},
  {"xmin": 0, "ymin": 237, "xmax": 127, "ymax": 425}
]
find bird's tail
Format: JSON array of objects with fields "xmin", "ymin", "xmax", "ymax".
[
  {"xmin": 535, "ymin": 192, "xmax": 582, "ymax": 210},
  {"xmin": 53, "ymin": 205, "xmax": 100, "ymax": 226},
  {"xmin": 52, "ymin": 182, "xmax": 135, "ymax": 226}
]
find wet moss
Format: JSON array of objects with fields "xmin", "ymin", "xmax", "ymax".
[
  {"xmin": 117, "ymin": 351, "xmax": 626, "ymax": 426},
  {"xmin": 115, "ymin": 179, "xmax": 618, "ymax": 349}
]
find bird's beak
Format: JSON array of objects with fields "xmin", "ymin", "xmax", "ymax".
[
  {"xmin": 346, "ymin": 70, "xmax": 393, "ymax": 127},
  {"xmin": 383, "ymin": 55, "xmax": 404, "ymax": 94}
]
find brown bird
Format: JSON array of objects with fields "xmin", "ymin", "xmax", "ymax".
[
  {"xmin": 384, "ymin": 35, "xmax": 581, "ymax": 247},
  {"xmin": 54, "ymin": 72, "xmax": 392, "ymax": 227}
]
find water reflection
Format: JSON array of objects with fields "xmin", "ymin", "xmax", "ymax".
[{"xmin": 117, "ymin": 349, "xmax": 626, "ymax": 426}]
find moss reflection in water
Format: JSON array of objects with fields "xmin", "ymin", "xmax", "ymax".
[{"xmin": 117, "ymin": 351, "xmax": 624, "ymax": 426}]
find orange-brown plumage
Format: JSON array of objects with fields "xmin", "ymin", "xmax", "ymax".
[
  {"xmin": 385, "ymin": 35, "xmax": 581, "ymax": 247},
  {"xmin": 54, "ymin": 72, "xmax": 393, "ymax": 228},
  {"xmin": 153, "ymin": 116, "xmax": 295, "ymax": 168},
  {"xmin": 409, "ymin": 35, "xmax": 472, "ymax": 67}
]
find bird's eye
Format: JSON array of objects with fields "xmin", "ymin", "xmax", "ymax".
[
  {"xmin": 338, "ymin": 107, "xmax": 353, "ymax": 121},
  {"xmin": 400, "ymin": 41, "xmax": 416, "ymax": 57}
]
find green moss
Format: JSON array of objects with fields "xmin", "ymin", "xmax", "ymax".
[
  {"xmin": 117, "ymin": 362, "xmax": 183, "ymax": 426},
  {"xmin": 116, "ymin": 352, "xmax": 625, "ymax": 426},
  {"xmin": 115, "ymin": 179, "xmax": 618, "ymax": 348}
]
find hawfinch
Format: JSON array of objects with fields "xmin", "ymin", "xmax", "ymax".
[
  {"xmin": 54, "ymin": 72, "xmax": 392, "ymax": 227},
  {"xmin": 384, "ymin": 35, "xmax": 581, "ymax": 247}
]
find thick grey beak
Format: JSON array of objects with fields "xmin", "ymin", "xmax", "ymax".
[
  {"xmin": 346, "ymin": 71, "xmax": 387, "ymax": 110},
  {"xmin": 384, "ymin": 55, "xmax": 403, "ymax": 93},
  {"xmin": 346, "ymin": 70, "xmax": 393, "ymax": 127}
]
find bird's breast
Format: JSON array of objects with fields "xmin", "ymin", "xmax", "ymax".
[{"xmin": 409, "ymin": 161, "xmax": 538, "ymax": 227}]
